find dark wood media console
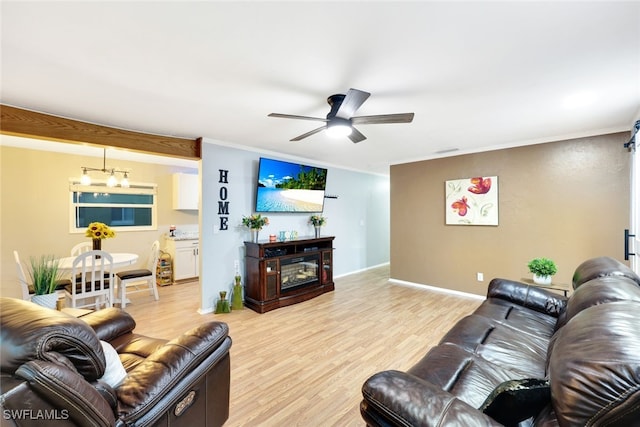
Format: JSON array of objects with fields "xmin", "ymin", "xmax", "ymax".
[{"xmin": 244, "ymin": 236, "xmax": 334, "ymax": 313}]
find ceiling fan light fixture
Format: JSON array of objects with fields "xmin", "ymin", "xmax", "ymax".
[
  {"xmin": 326, "ymin": 118, "xmax": 352, "ymax": 138},
  {"xmin": 268, "ymin": 88, "xmax": 414, "ymax": 143}
]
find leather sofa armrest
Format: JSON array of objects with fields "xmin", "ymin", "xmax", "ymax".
[
  {"xmin": 117, "ymin": 321, "xmax": 231, "ymax": 424},
  {"xmin": 80, "ymin": 307, "xmax": 137, "ymax": 342},
  {"xmin": 1, "ymin": 297, "xmax": 105, "ymax": 381},
  {"xmin": 15, "ymin": 360, "xmax": 115, "ymax": 427},
  {"xmin": 488, "ymin": 278, "xmax": 567, "ymax": 317},
  {"xmin": 361, "ymin": 370, "xmax": 501, "ymax": 427}
]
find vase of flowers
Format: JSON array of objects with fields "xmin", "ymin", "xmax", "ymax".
[
  {"xmin": 309, "ymin": 215, "xmax": 326, "ymax": 238},
  {"xmin": 242, "ymin": 214, "xmax": 269, "ymax": 243},
  {"xmin": 85, "ymin": 222, "xmax": 116, "ymax": 255}
]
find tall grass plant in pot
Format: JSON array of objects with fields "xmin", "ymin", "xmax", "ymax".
[{"xmin": 28, "ymin": 254, "xmax": 63, "ymax": 309}]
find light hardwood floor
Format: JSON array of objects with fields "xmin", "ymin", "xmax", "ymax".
[{"xmin": 123, "ymin": 265, "xmax": 482, "ymax": 426}]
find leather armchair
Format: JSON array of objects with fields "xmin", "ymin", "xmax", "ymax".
[{"xmin": 0, "ymin": 297, "xmax": 231, "ymax": 427}]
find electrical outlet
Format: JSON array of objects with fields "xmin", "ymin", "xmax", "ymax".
[{"xmin": 477, "ymin": 272, "xmax": 484, "ymax": 282}]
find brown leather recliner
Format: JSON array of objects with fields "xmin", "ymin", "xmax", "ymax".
[{"xmin": 0, "ymin": 297, "xmax": 231, "ymax": 427}]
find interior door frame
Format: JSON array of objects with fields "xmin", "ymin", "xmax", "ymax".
[{"xmin": 628, "ymin": 120, "xmax": 639, "ymax": 274}]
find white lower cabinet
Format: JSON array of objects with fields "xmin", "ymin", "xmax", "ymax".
[{"xmin": 163, "ymin": 239, "xmax": 199, "ymax": 282}]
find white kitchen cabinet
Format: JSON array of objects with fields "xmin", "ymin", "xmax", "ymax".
[
  {"xmin": 172, "ymin": 173, "xmax": 199, "ymax": 210},
  {"xmin": 163, "ymin": 238, "xmax": 199, "ymax": 282}
]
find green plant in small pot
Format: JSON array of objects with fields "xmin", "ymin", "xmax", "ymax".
[
  {"xmin": 28, "ymin": 254, "xmax": 63, "ymax": 309},
  {"xmin": 527, "ymin": 257, "xmax": 558, "ymax": 285}
]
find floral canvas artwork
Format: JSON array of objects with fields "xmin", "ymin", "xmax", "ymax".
[{"xmin": 445, "ymin": 176, "xmax": 499, "ymax": 226}]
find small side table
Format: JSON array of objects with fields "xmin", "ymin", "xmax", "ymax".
[{"xmin": 520, "ymin": 278, "xmax": 572, "ymax": 297}]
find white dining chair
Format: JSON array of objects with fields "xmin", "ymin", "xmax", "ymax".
[
  {"xmin": 70, "ymin": 241, "xmax": 92, "ymax": 257},
  {"xmin": 13, "ymin": 250, "xmax": 32, "ymax": 300},
  {"xmin": 115, "ymin": 240, "xmax": 160, "ymax": 309},
  {"xmin": 65, "ymin": 250, "xmax": 114, "ymax": 309}
]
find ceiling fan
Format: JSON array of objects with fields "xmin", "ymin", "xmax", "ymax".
[{"xmin": 268, "ymin": 88, "xmax": 414, "ymax": 143}]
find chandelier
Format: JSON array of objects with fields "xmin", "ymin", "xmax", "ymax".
[{"xmin": 80, "ymin": 148, "xmax": 130, "ymax": 188}]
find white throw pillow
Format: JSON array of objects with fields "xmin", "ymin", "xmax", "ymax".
[{"xmin": 99, "ymin": 340, "xmax": 127, "ymax": 388}]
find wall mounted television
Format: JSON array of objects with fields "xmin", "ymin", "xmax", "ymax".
[{"xmin": 255, "ymin": 157, "xmax": 328, "ymax": 213}]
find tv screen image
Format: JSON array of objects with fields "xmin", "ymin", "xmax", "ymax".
[{"xmin": 255, "ymin": 157, "xmax": 328, "ymax": 213}]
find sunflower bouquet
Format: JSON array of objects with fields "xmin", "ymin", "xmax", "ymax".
[{"xmin": 85, "ymin": 222, "xmax": 116, "ymax": 239}]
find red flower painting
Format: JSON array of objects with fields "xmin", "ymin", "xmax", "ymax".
[
  {"xmin": 451, "ymin": 196, "xmax": 470, "ymax": 216},
  {"xmin": 468, "ymin": 177, "xmax": 492, "ymax": 194},
  {"xmin": 446, "ymin": 176, "xmax": 498, "ymax": 225}
]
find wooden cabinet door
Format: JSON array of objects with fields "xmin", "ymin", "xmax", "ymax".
[
  {"xmin": 264, "ymin": 259, "xmax": 279, "ymax": 300},
  {"xmin": 321, "ymin": 250, "xmax": 333, "ymax": 285},
  {"xmin": 174, "ymin": 245, "xmax": 197, "ymax": 280}
]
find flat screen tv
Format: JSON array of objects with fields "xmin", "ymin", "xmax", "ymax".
[{"xmin": 255, "ymin": 157, "xmax": 328, "ymax": 213}]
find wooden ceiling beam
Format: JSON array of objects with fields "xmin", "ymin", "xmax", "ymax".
[{"xmin": 0, "ymin": 104, "xmax": 201, "ymax": 159}]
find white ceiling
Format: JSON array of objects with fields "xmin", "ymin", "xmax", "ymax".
[{"xmin": 2, "ymin": 1, "xmax": 639, "ymax": 175}]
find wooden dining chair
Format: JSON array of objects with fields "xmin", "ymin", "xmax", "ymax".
[
  {"xmin": 70, "ymin": 241, "xmax": 92, "ymax": 256},
  {"xmin": 65, "ymin": 250, "xmax": 114, "ymax": 309},
  {"xmin": 115, "ymin": 240, "xmax": 160, "ymax": 309}
]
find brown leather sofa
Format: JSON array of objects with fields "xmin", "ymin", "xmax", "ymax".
[
  {"xmin": 361, "ymin": 256, "xmax": 640, "ymax": 426},
  {"xmin": 0, "ymin": 298, "xmax": 231, "ymax": 426}
]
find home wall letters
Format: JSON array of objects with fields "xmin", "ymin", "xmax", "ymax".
[{"xmin": 218, "ymin": 169, "xmax": 229, "ymax": 231}]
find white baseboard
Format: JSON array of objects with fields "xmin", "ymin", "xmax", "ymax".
[
  {"xmin": 389, "ymin": 277, "xmax": 485, "ymax": 300},
  {"xmin": 197, "ymin": 306, "xmax": 215, "ymax": 315},
  {"xmin": 334, "ymin": 262, "xmax": 390, "ymax": 279}
]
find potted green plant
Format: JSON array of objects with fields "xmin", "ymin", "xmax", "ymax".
[
  {"xmin": 28, "ymin": 254, "xmax": 62, "ymax": 309},
  {"xmin": 527, "ymin": 257, "xmax": 558, "ymax": 285}
]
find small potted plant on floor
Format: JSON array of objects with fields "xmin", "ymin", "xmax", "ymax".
[
  {"xmin": 527, "ymin": 257, "xmax": 558, "ymax": 285},
  {"xmin": 28, "ymin": 254, "xmax": 62, "ymax": 309}
]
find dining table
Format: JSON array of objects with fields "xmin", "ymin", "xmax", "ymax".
[{"xmin": 56, "ymin": 252, "xmax": 139, "ymax": 273}]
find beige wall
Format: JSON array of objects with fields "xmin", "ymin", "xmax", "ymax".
[
  {"xmin": 0, "ymin": 145, "xmax": 198, "ymax": 298},
  {"xmin": 390, "ymin": 132, "xmax": 630, "ymax": 296}
]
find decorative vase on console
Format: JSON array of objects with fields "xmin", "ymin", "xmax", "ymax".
[
  {"xmin": 309, "ymin": 214, "xmax": 327, "ymax": 238},
  {"xmin": 242, "ymin": 214, "xmax": 269, "ymax": 243}
]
